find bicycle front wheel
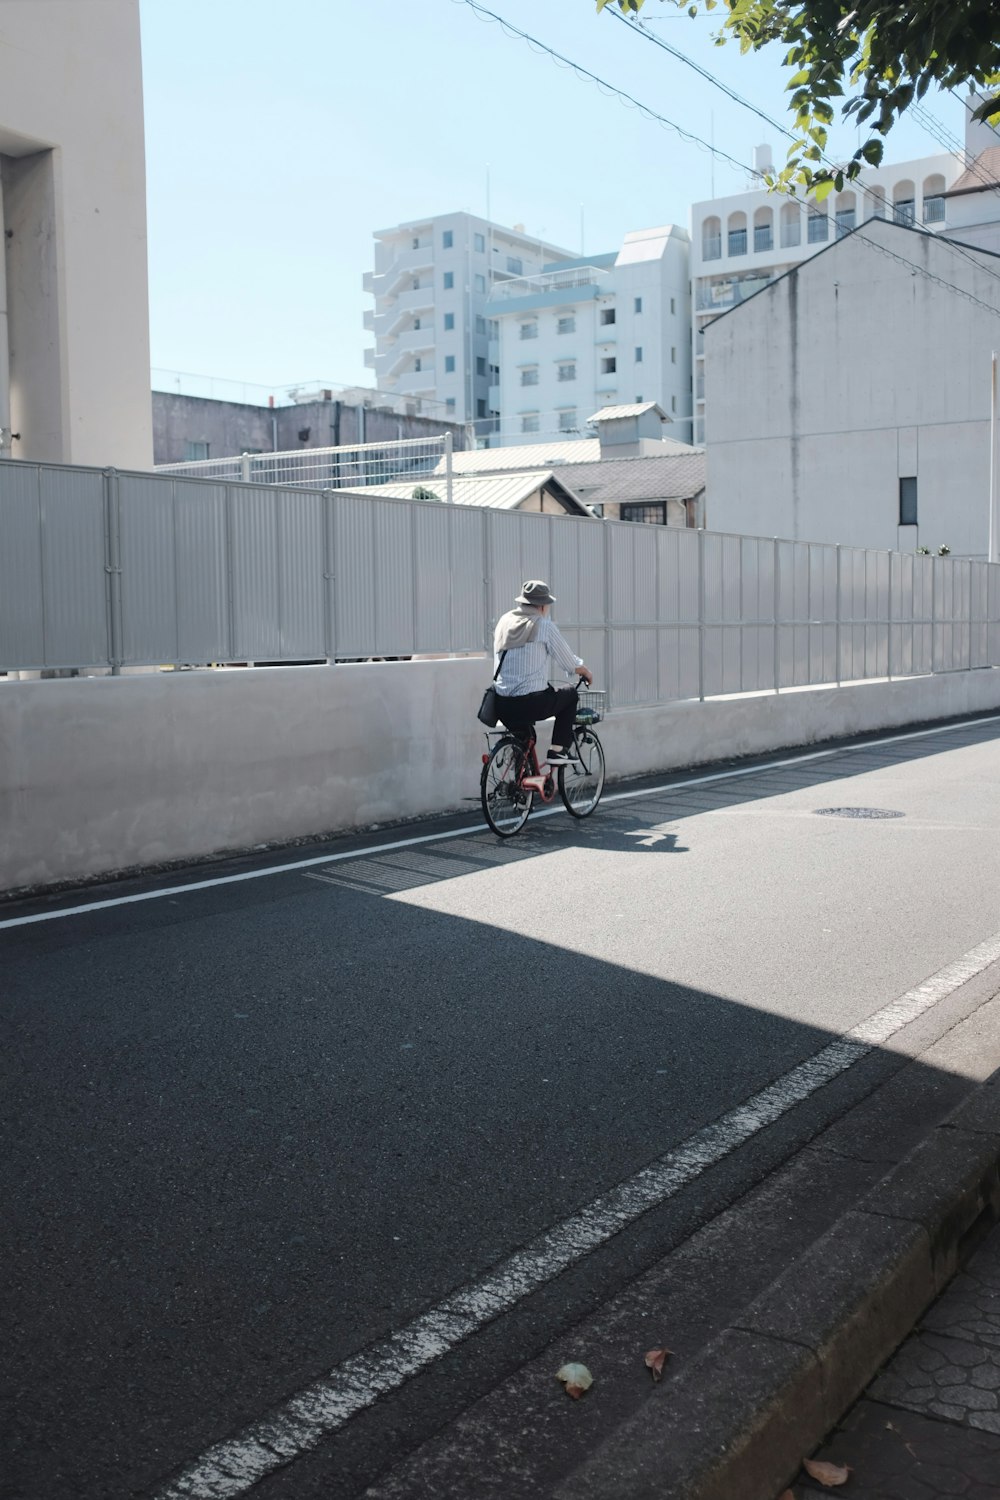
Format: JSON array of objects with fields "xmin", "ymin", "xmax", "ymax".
[
  {"xmin": 481, "ymin": 738, "xmax": 534, "ymax": 836},
  {"xmin": 558, "ymin": 729, "xmax": 606, "ymax": 818}
]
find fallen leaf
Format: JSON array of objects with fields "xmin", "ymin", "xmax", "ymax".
[
  {"xmin": 556, "ymin": 1362, "xmax": 593, "ymax": 1399},
  {"xmin": 802, "ymin": 1457, "xmax": 852, "ymax": 1487},
  {"xmin": 644, "ymin": 1347, "xmax": 672, "ymax": 1381}
]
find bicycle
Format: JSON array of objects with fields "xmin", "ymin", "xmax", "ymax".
[{"xmin": 480, "ymin": 689, "xmax": 607, "ymax": 838}]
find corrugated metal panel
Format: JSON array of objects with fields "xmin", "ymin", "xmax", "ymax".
[
  {"xmin": 450, "ymin": 508, "xmax": 487, "ymax": 651},
  {"xmin": 373, "ymin": 499, "xmax": 415, "ymax": 657},
  {"xmin": 607, "ymin": 521, "xmax": 655, "ymax": 625},
  {"xmin": 413, "ymin": 504, "xmax": 454, "ymax": 654},
  {"xmin": 333, "ymin": 493, "xmax": 375, "ymax": 658},
  {"xmin": 173, "ymin": 480, "xmax": 231, "ymax": 663},
  {"xmin": 39, "ymin": 465, "xmax": 109, "ymax": 667},
  {"xmin": 118, "ymin": 473, "xmax": 178, "ymax": 664},
  {"xmin": 485, "ymin": 510, "xmax": 553, "ymax": 626},
  {"xmin": 278, "ymin": 488, "xmax": 325, "ymax": 658},
  {"xmin": 230, "ymin": 485, "xmax": 280, "ymax": 660},
  {"xmin": 0, "ymin": 462, "xmax": 46, "ymax": 668}
]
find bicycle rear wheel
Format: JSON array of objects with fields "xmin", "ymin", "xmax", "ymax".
[
  {"xmin": 558, "ymin": 728, "xmax": 605, "ymax": 817},
  {"xmin": 481, "ymin": 738, "xmax": 533, "ymax": 836}
]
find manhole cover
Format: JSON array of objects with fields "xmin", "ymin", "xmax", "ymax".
[{"xmin": 815, "ymin": 807, "xmax": 905, "ymax": 820}]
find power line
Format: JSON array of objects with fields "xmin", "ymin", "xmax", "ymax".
[{"xmin": 454, "ymin": 0, "xmax": 755, "ymax": 180}]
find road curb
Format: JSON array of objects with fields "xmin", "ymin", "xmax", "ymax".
[{"xmin": 553, "ymin": 1079, "xmax": 1000, "ymax": 1500}]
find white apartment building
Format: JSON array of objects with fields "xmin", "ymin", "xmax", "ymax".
[
  {"xmin": 487, "ymin": 225, "xmax": 691, "ymax": 446},
  {"xmin": 363, "ymin": 213, "xmax": 576, "ymax": 434},
  {"xmin": 691, "ymin": 145, "xmax": 971, "ymax": 443}
]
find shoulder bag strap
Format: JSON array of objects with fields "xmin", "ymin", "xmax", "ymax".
[{"xmin": 493, "ymin": 649, "xmax": 507, "ymax": 681}]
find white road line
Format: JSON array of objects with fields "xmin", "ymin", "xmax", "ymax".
[
  {"xmin": 4, "ymin": 713, "xmax": 1000, "ymax": 933},
  {"xmin": 151, "ymin": 928, "xmax": 1000, "ymax": 1498}
]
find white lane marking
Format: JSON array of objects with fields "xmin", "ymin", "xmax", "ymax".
[
  {"xmin": 151, "ymin": 929, "xmax": 1000, "ymax": 1499},
  {"xmin": 4, "ymin": 712, "xmax": 1000, "ymax": 933}
]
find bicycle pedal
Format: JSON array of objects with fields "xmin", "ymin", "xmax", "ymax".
[{"xmin": 521, "ymin": 774, "xmax": 549, "ymax": 793}]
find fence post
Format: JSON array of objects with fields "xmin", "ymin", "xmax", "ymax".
[
  {"xmin": 697, "ymin": 526, "xmax": 706, "ymax": 702},
  {"xmin": 322, "ymin": 489, "xmax": 336, "ymax": 662},
  {"xmin": 931, "ymin": 554, "xmax": 937, "ymax": 675},
  {"xmin": 887, "ymin": 550, "xmax": 894, "ymax": 682},
  {"xmin": 604, "ymin": 517, "xmax": 614, "ymax": 702},
  {"xmin": 444, "ymin": 431, "xmax": 453, "ymax": 506},
  {"xmin": 773, "ymin": 536, "xmax": 781, "ymax": 694},
  {"xmin": 240, "ymin": 452, "xmax": 251, "ymax": 484},
  {"xmin": 103, "ymin": 467, "xmax": 123, "ymax": 675},
  {"xmin": 835, "ymin": 545, "xmax": 842, "ymax": 687}
]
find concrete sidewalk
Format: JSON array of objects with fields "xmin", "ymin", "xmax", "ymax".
[{"xmin": 797, "ymin": 1216, "xmax": 1000, "ymax": 1498}]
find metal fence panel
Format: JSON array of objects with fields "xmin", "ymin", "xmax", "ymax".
[
  {"xmin": 118, "ymin": 473, "xmax": 179, "ymax": 664},
  {"xmin": 229, "ymin": 485, "xmax": 281, "ymax": 661},
  {"xmin": 451, "ymin": 508, "xmax": 487, "ymax": 652},
  {"xmin": 0, "ymin": 461, "xmax": 46, "ymax": 668},
  {"xmin": 333, "ymin": 492, "xmax": 377, "ymax": 658},
  {"xmin": 277, "ymin": 487, "xmax": 325, "ymax": 659},
  {"xmin": 372, "ymin": 498, "xmax": 415, "ymax": 657},
  {"xmin": 173, "ymin": 480, "xmax": 231, "ymax": 663},
  {"xmin": 39, "ymin": 465, "xmax": 109, "ymax": 668}
]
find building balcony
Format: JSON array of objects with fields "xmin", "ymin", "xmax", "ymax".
[
  {"xmin": 369, "ymin": 242, "xmax": 436, "ymax": 297},
  {"xmin": 386, "ymin": 285, "xmax": 436, "ymax": 318},
  {"xmin": 488, "ymin": 339, "xmax": 500, "ymax": 364},
  {"xmin": 363, "ymin": 308, "xmax": 375, "ymax": 331},
  {"xmin": 695, "ymin": 275, "xmax": 772, "ymax": 311},
  {"xmin": 362, "ymin": 270, "xmax": 375, "ymax": 293},
  {"xmin": 364, "ymin": 348, "xmax": 375, "ymax": 368},
  {"xmin": 395, "ymin": 368, "xmax": 436, "ymax": 396}
]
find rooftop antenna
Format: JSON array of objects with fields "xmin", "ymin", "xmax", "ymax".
[{"xmin": 580, "ymin": 204, "xmax": 585, "ymax": 256}]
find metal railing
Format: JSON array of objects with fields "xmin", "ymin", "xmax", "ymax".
[
  {"xmin": 487, "ymin": 265, "xmax": 612, "ymax": 303},
  {"xmin": 2, "ymin": 457, "xmax": 998, "ymax": 696},
  {"xmin": 156, "ymin": 434, "xmax": 453, "ymax": 497}
]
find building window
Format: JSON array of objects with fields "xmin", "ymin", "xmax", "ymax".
[
  {"xmin": 444, "ymin": 312, "xmax": 454, "ymax": 331},
  {"xmin": 807, "ymin": 211, "xmax": 829, "ymax": 243},
  {"xmin": 728, "ymin": 226, "xmax": 748, "ymax": 255},
  {"xmin": 671, "ymin": 395, "xmax": 676, "ymax": 413},
  {"xmin": 185, "ymin": 440, "xmax": 209, "ymax": 461},
  {"xmin": 506, "ymin": 256, "xmax": 523, "ymax": 275},
  {"xmin": 600, "ymin": 307, "xmax": 616, "ymax": 325},
  {"xmin": 893, "ymin": 198, "xmax": 915, "ymax": 225},
  {"xmin": 754, "ymin": 221, "xmax": 773, "ymax": 252},
  {"xmin": 670, "ymin": 297, "xmax": 675, "ymax": 314},
  {"xmin": 622, "ymin": 503, "xmax": 668, "ymax": 525},
  {"xmin": 557, "ymin": 315, "xmax": 576, "ymax": 334},
  {"xmin": 601, "ymin": 356, "xmax": 616, "ymax": 374},
  {"xmin": 476, "ymin": 356, "xmax": 486, "ymax": 375},
  {"xmin": 446, "ymin": 398, "xmax": 456, "ymax": 412},
  {"xmin": 442, "ymin": 229, "xmax": 453, "ymax": 248},
  {"xmin": 445, "ymin": 355, "xmax": 455, "ymax": 373},
  {"xmin": 414, "ymin": 357, "xmax": 422, "ymax": 372},
  {"xmin": 835, "ymin": 208, "xmax": 856, "ymax": 238},
  {"xmin": 475, "ymin": 315, "xmax": 487, "ymax": 334},
  {"xmin": 899, "ymin": 476, "xmax": 918, "ymax": 526},
  {"xmin": 477, "ymin": 399, "xmax": 487, "ymax": 418},
  {"xmin": 519, "ymin": 321, "xmax": 538, "ymax": 340},
  {"xmin": 558, "ymin": 409, "xmax": 577, "ymax": 432},
  {"xmin": 412, "ymin": 237, "xmax": 419, "ymax": 250},
  {"xmin": 635, "ymin": 346, "xmax": 643, "ymax": 362},
  {"xmin": 489, "ymin": 363, "xmax": 499, "ymax": 381},
  {"xmin": 671, "ymin": 346, "xmax": 676, "ymax": 363},
  {"xmin": 780, "ymin": 204, "xmax": 801, "ymax": 247},
  {"xmin": 635, "ymin": 296, "xmax": 643, "ymax": 313},
  {"xmin": 703, "ymin": 216, "xmax": 722, "ymax": 260},
  {"xmin": 520, "ymin": 367, "xmax": 539, "ymax": 386},
  {"xmin": 521, "ymin": 413, "xmax": 540, "ymax": 433},
  {"xmin": 474, "ymin": 232, "xmax": 485, "ymax": 252},
  {"xmin": 558, "ymin": 362, "xmax": 576, "ymax": 381},
  {"xmin": 924, "ymin": 195, "xmax": 945, "ymax": 224},
  {"xmin": 443, "ymin": 271, "xmax": 454, "ymax": 289},
  {"xmin": 474, "ymin": 273, "xmax": 486, "ymax": 292}
]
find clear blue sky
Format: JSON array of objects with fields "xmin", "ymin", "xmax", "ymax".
[{"xmin": 139, "ymin": 0, "xmax": 968, "ymax": 397}]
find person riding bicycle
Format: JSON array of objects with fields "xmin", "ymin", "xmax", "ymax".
[{"xmin": 493, "ymin": 580, "xmax": 593, "ymax": 765}]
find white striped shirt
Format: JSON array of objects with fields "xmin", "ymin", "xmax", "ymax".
[{"xmin": 494, "ymin": 617, "xmax": 582, "ymax": 696}]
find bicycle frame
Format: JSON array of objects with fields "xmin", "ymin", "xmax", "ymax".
[{"xmin": 482, "ymin": 728, "xmax": 557, "ymax": 802}]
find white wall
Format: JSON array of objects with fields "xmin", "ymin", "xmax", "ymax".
[
  {"xmin": 5, "ymin": 658, "xmax": 1000, "ymax": 892},
  {"xmin": 0, "ymin": 0, "xmax": 152, "ymax": 469},
  {"xmin": 704, "ymin": 219, "xmax": 1000, "ymax": 553}
]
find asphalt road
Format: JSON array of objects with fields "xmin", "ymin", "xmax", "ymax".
[{"xmin": 5, "ymin": 713, "xmax": 1000, "ymax": 1499}]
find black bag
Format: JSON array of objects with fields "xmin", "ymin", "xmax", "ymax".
[{"xmin": 477, "ymin": 652, "xmax": 506, "ymax": 727}]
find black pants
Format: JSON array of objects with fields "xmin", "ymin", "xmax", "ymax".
[{"xmin": 496, "ymin": 686, "xmax": 579, "ymax": 747}]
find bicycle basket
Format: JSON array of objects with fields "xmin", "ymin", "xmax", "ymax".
[{"xmin": 575, "ymin": 688, "xmax": 606, "ymax": 724}]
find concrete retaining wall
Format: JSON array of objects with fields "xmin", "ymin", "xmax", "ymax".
[{"xmin": 3, "ymin": 660, "xmax": 1000, "ymax": 893}]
